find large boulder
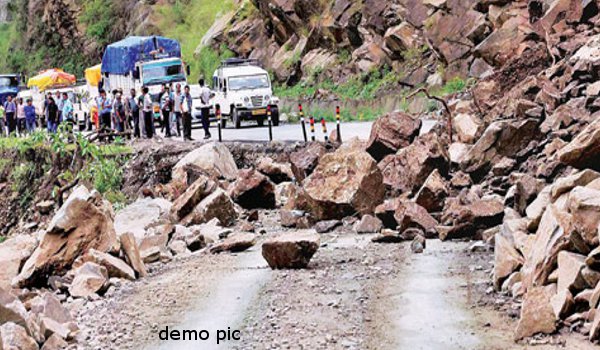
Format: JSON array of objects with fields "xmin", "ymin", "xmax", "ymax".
[
  {"xmin": 172, "ymin": 142, "xmax": 238, "ymax": 181},
  {"xmin": 303, "ymin": 147, "xmax": 385, "ymax": 220},
  {"xmin": 514, "ymin": 285, "xmax": 557, "ymax": 340},
  {"xmin": 289, "ymin": 142, "xmax": 328, "ymax": 183},
  {"xmin": 453, "ymin": 113, "xmax": 483, "ymax": 144},
  {"xmin": 14, "ymin": 186, "xmax": 117, "ymax": 288},
  {"xmin": 558, "ymin": 118, "xmax": 600, "ymax": 171},
  {"xmin": 379, "ymin": 133, "xmax": 449, "ymax": 196},
  {"xmin": 229, "ymin": 169, "xmax": 276, "ymax": 209},
  {"xmin": 114, "ymin": 197, "xmax": 172, "ymax": 240},
  {"xmin": 460, "ymin": 118, "xmax": 539, "ymax": 176},
  {"xmin": 366, "ymin": 112, "xmax": 422, "ymax": 161},
  {"xmin": 262, "ymin": 231, "xmax": 320, "ymax": 269},
  {"xmin": 557, "ymin": 251, "xmax": 587, "ymax": 292},
  {"xmin": 0, "ymin": 235, "xmax": 37, "ymax": 290}
]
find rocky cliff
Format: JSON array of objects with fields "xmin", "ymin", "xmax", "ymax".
[{"xmin": 200, "ymin": 0, "xmax": 598, "ymax": 89}]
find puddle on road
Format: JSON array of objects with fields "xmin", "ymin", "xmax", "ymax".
[
  {"xmin": 389, "ymin": 240, "xmax": 481, "ymax": 350},
  {"xmin": 148, "ymin": 248, "xmax": 271, "ymax": 350}
]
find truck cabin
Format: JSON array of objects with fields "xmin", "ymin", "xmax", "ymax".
[{"xmin": 134, "ymin": 58, "xmax": 189, "ymax": 87}]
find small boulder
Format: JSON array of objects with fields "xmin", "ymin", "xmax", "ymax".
[
  {"xmin": 68, "ymin": 262, "xmax": 108, "ymax": 298},
  {"xmin": 170, "ymin": 175, "xmax": 218, "ymax": 220},
  {"xmin": 0, "ymin": 235, "xmax": 37, "ymax": 290},
  {"xmin": 210, "ymin": 233, "xmax": 257, "ymax": 254},
  {"xmin": 366, "ymin": 111, "xmax": 421, "ymax": 161},
  {"xmin": 0, "ymin": 322, "xmax": 39, "ymax": 350},
  {"xmin": 73, "ymin": 249, "xmax": 135, "ymax": 281},
  {"xmin": 394, "ymin": 201, "xmax": 438, "ymax": 233},
  {"xmin": 354, "ymin": 214, "xmax": 383, "ymax": 234},
  {"xmin": 0, "ymin": 288, "xmax": 29, "ymax": 328},
  {"xmin": 314, "ymin": 220, "xmax": 341, "ymax": 233},
  {"xmin": 182, "ymin": 188, "xmax": 238, "ymax": 227},
  {"xmin": 119, "ymin": 232, "xmax": 147, "ymax": 278},
  {"xmin": 289, "ymin": 142, "xmax": 328, "ymax": 183},
  {"xmin": 262, "ymin": 231, "xmax": 320, "ymax": 269},
  {"xmin": 229, "ymin": 169, "xmax": 276, "ymax": 209},
  {"xmin": 256, "ymin": 157, "xmax": 294, "ymax": 184},
  {"xmin": 414, "ymin": 169, "xmax": 449, "ymax": 213}
]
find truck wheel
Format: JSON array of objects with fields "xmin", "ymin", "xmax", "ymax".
[
  {"xmin": 257, "ymin": 116, "xmax": 265, "ymax": 127},
  {"xmin": 232, "ymin": 108, "xmax": 241, "ymax": 129},
  {"xmin": 271, "ymin": 106, "xmax": 280, "ymax": 126}
]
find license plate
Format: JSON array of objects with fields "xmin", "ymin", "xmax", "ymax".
[{"xmin": 252, "ymin": 108, "xmax": 267, "ymax": 116}]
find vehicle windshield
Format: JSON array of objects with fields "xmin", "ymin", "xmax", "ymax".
[
  {"xmin": 0, "ymin": 77, "xmax": 18, "ymax": 88},
  {"xmin": 142, "ymin": 63, "xmax": 185, "ymax": 85},
  {"xmin": 228, "ymin": 74, "xmax": 270, "ymax": 91}
]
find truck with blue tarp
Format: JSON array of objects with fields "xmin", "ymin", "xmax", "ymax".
[
  {"xmin": 0, "ymin": 74, "xmax": 22, "ymax": 104},
  {"xmin": 101, "ymin": 36, "xmax": 189, "ymax": 94}
]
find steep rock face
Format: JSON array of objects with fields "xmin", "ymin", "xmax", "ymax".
[{"xmin": 199, "ymin": 0, "xmax": 539, "ymax": 86}]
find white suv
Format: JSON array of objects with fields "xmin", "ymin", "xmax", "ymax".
[{"xmin": 211, "ymin": 58, "xmax": 280, "ymax": 129}]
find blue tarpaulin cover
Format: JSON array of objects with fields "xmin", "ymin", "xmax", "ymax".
[{"xmin": 101, "ymin": 36, "xmax": 181, "ymax": 75}]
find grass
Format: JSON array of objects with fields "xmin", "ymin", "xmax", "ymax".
[
  {"xmin": 156, "ymin": 0, "xmax": 236, "ymax": 80},
  {"xmin": 276, "ymin": 67, "xmax": 401, "ymax": 101},
  {"xmin": 0, "ymin": 236, "xmax": 5, "ymax": 244}
]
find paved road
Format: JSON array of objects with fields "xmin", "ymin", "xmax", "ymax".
[
  {"xmin": 189, "ymin": 119, "xmax": 437, "ymax": 142},
  {"xmin": 190, "ymin": 121, "xmax": 374, "ymax": 142}
]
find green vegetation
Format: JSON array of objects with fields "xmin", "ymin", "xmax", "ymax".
[
  {"xmin": 196, "ymin": 46, "xmax": 235, "ymax": 84},
  {"xmin": 80, "ymin": 0, "xmax": 115, "ymax": 46},
  {"xmin": 276, "ymin": 67, "xmax": 401, "ymax": 101},
  {"xmin": 0, "ymin": 236, "xmax": 5, "ymax": 244},
  {"xmin": 0, "ymin": 130, "xmax": 131, "ymax": 207},
  {"xmin": 156, "ymin": 0, "xmax": 236, "ymax": 79}
]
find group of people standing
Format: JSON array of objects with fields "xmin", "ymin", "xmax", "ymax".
[
  {"xmin": 0, "ymin": 95, "xmax": 40, "ymax": 137},
  {"xmin": 42, "ymin": 92, "xmax": 75, "ymax": 133},
  {"xmin": 96, "ymin": 81, "xmax": 203, "ymax": 141}
]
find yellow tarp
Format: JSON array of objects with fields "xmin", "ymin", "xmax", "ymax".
[
  {"xmin": 85, "ymin": 64, "xmax": 102, "ymax": 87},
  {"xmin": 27, "ymin": 69, "xmax": 76, "ymax": 91}
]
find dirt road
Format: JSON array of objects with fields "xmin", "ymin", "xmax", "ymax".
[{"xmin": 73, "ymin": 233, "xmax": 593, "ymax": 350}]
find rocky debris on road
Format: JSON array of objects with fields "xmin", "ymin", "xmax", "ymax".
[
  {"xmin": 256, "ymin": 156, "xmax": 294, "ymax": 184},
  {"xmin": 114, "ymin": 197, "xmax": 172, "ymax": 240},
  {"xmin": 262, "ymin": 231, "xmax": 320, "ymax": 269},
  {"xmin": 0, "ymin": 235, "xmax": 37, "ymax": 290},
  {"xmin": 354, "ymin": 214, "xmax": 383, "ymax": 234}
]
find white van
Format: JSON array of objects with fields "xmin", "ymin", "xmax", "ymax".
[{"xmin": 211, "ymin": 58, "xmax": 280, "ymax": 129}]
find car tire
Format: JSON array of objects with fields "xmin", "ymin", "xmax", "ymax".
[
  {"xmin": 232, "ymin": 108, "xmax": 241, "ymax": 129},
  {"xmin": 257, "ymin": 116, "xmax": 265, "ymax": 127},
  {"xmin": 271, "ymin": 106, "xmax": 280, "ymax": 127}
]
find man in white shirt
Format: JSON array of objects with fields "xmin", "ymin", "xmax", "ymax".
[
  {"xmin": 141, "ymin": 86, "xmax": 154, "ymax": 138},
  {"xmin": 198, "ymin": 78, "xmax": 212, "ymax": 140}
]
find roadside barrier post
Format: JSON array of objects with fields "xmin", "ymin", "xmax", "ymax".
[
  {"xmin": 309, "ymin": 116, "xmax": 316, "ymax": 141},
  {"xmin": 336, "ymin": 106, "xmax": 342, "ymax": 143},
  {"xmin": 299, "ymin": 104, "xmax": 307, "ymax": 142},
  {"xmin": 267, "ymin": 105, "xmax": 273, "ymax": 142},
  {"xmin": 321, "ymin": 117, "xmax": 329, "ymax": 142},
  {"xmin": 216, "ymin": 105, "xmax": 222, "ymax": 142}
]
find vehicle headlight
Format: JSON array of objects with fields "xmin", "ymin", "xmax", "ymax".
[
  {"xmin": 264, "ymin": 95, "xmax": 271, "ymax": 102},
  {"xmin": 243, "ymin": 97, "xmax": 250, "ymax": 103}
]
